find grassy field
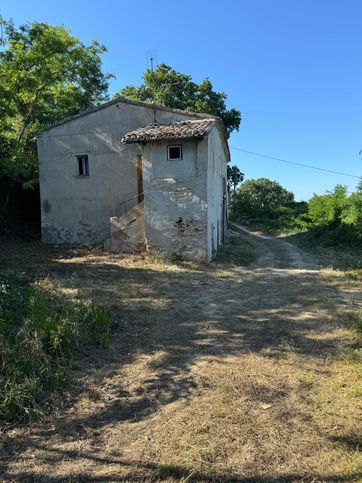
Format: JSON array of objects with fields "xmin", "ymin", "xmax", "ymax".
[{"xmin": 0, "ymin": 232, "xmax": 361, "ymax": 482}]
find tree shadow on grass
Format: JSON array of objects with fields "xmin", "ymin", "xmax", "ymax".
[
  {"xmin": 5, "ymin": 443, "xmax": 360, "ymax": 482},
  {"xmin": 0, "ymin": 237, "xmax": 358, "ymax": 480}
]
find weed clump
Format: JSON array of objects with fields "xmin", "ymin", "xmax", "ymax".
[
  {"xmin": 0, "ymin": 272, "xmax": 109, "ymax": 424},
  {"xmin": 354, "ymin": 312, "xmax": 362, "ymax": 337}
]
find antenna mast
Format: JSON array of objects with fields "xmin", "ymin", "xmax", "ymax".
[{"xmin": 146, "ymin": 50, "xmax": 157, "ymax": 104}]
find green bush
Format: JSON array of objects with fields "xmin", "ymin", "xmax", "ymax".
[
  {"xmin": 0, "ymin": 272, "xmax": 109, "ymax": 424},
  {"xmin": 233, "ymin": 178, "xmax": 309, "ymax": 234},
  {"xmin": 301, "ymin": 223, "xmax": 360, "ymax": 247},
  {"xmin": 305, "ymin": 185, "xmax": 362, "ymax": 247},
  {"xmin": 308, "ymin": 185, "xmax": 349, "ymax": 225},
  {"xmin": 233, "ymin": 178, "xmax": 362, "ymax": 246}
]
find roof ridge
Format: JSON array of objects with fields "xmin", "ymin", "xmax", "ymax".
[
  {"xmin": 143, "ymin": 118, "xmax": 215, "ymax": 127},
  {"xmin": 36, "ymin": 97, "xmax": 217, "ymax": 134}
]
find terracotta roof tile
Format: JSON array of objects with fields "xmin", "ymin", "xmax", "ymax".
[{"xmin": 121, "ymin": 118, "xmax": 216, "ymax": 144}]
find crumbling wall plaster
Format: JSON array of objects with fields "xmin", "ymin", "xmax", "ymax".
[
  {"xmin": 37, "ymin": 102, "xmax": 202, "ymax": 244},
  {"xmin": 142, "ymin": 138, "xmax": 209, "ymax": 259}
]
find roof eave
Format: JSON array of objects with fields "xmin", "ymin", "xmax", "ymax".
[
  {"xmin": 212, "ymin": 119, "xmax": 231, "ymax": 162},
  {"xmin": 122, "ymin": 135, "xmax": 206, "ymax": 144}
]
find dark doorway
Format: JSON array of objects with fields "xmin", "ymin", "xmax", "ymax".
[{"xmin": 137, "ymin": 155, "xmax": 144, "ymax": 203}]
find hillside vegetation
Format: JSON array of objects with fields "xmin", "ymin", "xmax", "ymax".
[{"xmin": 232, "ymin": 178, "xmax": 362, "ymax": 268}]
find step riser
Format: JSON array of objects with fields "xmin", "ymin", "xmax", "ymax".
[{"xmin": 105, "ymin": 201, "xmax": 145, "ymax": 253}]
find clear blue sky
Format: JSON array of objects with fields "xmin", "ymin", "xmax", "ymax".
[{"xmin": 2, "ymin": 0, "xmax": 361, "ymax": 200}]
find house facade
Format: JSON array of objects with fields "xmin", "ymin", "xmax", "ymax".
[{"xmin": 36, "ymin": 98, "xmax": 230, "ymax": 260}]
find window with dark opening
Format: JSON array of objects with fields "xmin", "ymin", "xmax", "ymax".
[
  {"xmin": 77, "ymin": 155, "xmax": 89, "ymax": 176},
  {"xmin": 167, "ymin": 145, "xmax": 182, "ymax": 160}
]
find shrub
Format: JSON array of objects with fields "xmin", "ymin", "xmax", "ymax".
[
  {"xmin": 233, "ymin": 179, "xmax": 362, "ymax": 246},
  {"xmin": 0, "ymin": 272, "xmax": 109, "ymax": 424},
  {"xmin": 308, "ymin": 185, "xmax": 349, "ymax": 225}
]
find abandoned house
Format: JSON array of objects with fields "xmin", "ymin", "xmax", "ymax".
[{"xmin": 36, "ymin": 98, "xmax": 230, "ymax": 260}]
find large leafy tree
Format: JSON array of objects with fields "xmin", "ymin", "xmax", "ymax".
[
  {"xmin": 0, "ymin": 17, "xmax": 111, "ymax": 206},
  {"xmin": 236, "ymin": 178, "xmax": 295, "ymax": 216},
  {"xmin": 344, "ymin": 184, "xmax": 362, "ymax": 237},
  {"xmin": 227, "ymin": 165, "xmax": 244, "ymax": 195},
  {"xmin": 114, "ymin": 64, "xmax": 241, "ymax": 137}
]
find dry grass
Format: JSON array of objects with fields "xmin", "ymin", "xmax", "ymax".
[
  {"xmin": 0, "ymin": 235, "xmax": 361, "ymax": 482},
  {"xmin": 145, "ymin": 354, "xmax": 361, "ymax": 480}
]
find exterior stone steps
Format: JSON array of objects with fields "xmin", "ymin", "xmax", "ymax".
[{"xmin": 104, "ymin": 201, "xmax": 145, "ymax": 253}]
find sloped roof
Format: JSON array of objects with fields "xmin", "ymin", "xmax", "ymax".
[
  {"xmin": 35, "ymin": 97, "xmax": 230, "ymax": 161},
  {"xmin": 121, "ymin": 118, "xmax": 216, "ymax": 144},
  {"xmin": 36, "ymin": 97, "xmax": 215, "ymax": 134}
]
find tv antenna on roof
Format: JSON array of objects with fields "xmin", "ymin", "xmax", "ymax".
[
  {"xmin": 146, "ymin": 50, "xmax": 158, "ymax": 107},
  {"xmin": 146, "ymin": 50, "xmax": 158, "ymax": 72}
]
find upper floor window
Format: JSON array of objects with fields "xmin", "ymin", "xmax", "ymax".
[
  {"xmin": 168, "ymin": 145, "xmax": 182, "ymax": 160},
  {"xmin": 76, "ymin": 154, "xmax": 89, "ymax": 176}
]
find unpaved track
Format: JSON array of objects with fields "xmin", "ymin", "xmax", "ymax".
[
  {"xmin": 1, "ymin": 231, "xmax": 361, "ymax": 482},
  {"xmin": 231, "ymin": 222, "xmax": 319, "ymax": 270}
]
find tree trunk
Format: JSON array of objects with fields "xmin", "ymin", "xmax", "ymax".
[
  {"xmin": 2, "ymin": 178, "xmax": 15, "ymax": 213},
  {"xmin": 232, "ymin": 183, "xmax": 237, "ymax": 217}
]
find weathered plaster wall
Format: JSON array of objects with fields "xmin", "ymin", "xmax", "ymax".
[
  {"xmin": 37, "ymin": 101, "xmax": 201, "ymax": 244},
  {"xmin": 107, "ymin": 201, "xmax": 145, "ymax": 253},
  {"xmin": 207, "ymin": 125, "xmax": 229, "ymax": 259},
  {"xmin": 142, "ymin": 138, "xmax": 209, "ymax": 259}
]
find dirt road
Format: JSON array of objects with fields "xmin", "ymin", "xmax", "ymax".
[
  {"xmin": 231, "ymin": 222, "xmax": 318, "ymax": 270},
  {"xmin": 1, "ymin": 228, "xmax": 361, "ymax": 482}
]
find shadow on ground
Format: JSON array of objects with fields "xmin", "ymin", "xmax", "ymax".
[{"xmin": 0, "ymin": 235, "xmax": 359, "ymax": 481}]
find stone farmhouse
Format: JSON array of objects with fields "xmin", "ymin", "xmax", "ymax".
[{"xmin": 36, "ymin": 98, "xmax": 230, "ymax": 260}]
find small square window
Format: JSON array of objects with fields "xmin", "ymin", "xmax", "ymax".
[
  {"xmin": 76, "ymin": 155, "xmax": 89, "ymax": 176},
  {"xmin": 168, "ymin": 145, "xmax": 182, "ymax": 160}
]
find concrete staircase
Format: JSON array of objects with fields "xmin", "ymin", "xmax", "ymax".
[{"xmin": 105, "ymin": 201, "xmax": 145, "ymax": 253}]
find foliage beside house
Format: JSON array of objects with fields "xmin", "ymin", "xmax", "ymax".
[{"xmin": 232, "ymin": 177, "xmax": 362, "ymax": 250}]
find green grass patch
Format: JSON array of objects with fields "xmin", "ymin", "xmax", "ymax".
[
  {"xmin": 215, "ymin": 232, "xmax": 256, "ymax": 266},
  {"xmin": 345, "ymin": 268, "xmax": 362, "ymax": 281},
  {"xmin": 290, "ymin": 232, "xmax": 362, "ymax": 270},
  {"xmin": 233, "ymin": 216, "xmax": 302, "ymax": 236},
  {"xmin": 341, "ymin": 311, "xmax": 362, "ymax": 378},
  {"xmin": 354, "ymin": 312, "xmax": 362, "ymax": 338},
  {"xmin": 0, "ymin": 271, "xmax": 109, "ymax": 425}
]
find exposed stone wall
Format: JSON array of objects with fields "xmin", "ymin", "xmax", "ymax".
[{"xmin": 106, "ymin": 201, "xmax": 145, "ymax": 253}]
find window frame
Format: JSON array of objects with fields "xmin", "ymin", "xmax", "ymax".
[
  {"xmin": 75, "ymin": 154, "xmax": 89, "ymax": 177},
  {"xmin": 167, "ymin": 145, "xmax": 183, "ymax": 161}
]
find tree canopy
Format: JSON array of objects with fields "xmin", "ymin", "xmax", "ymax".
[
  {"xmin": 114, "ymin": 64, "xmax": 241, "ymax": 137},
  {"xmin": 236, "ymin": 178, "xmax": 295, "ymax": 216},
  {"xmin": 307, "ymin": 184, "xmax": 362, "ymax": 237},
  {"xmin": 232, "ymin": 177, "xmax": 362, "ymax": 245},
  {"xmin": 308, "ymin": 185, "xmax": 349, "ymax": 225},
  {"xmin": 0, "ymin": 17, "xmax": 111, "ymax": 192},
  {"xmin": 227, "ymin": 165, "xmax": 244, "ymax": 194}
]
